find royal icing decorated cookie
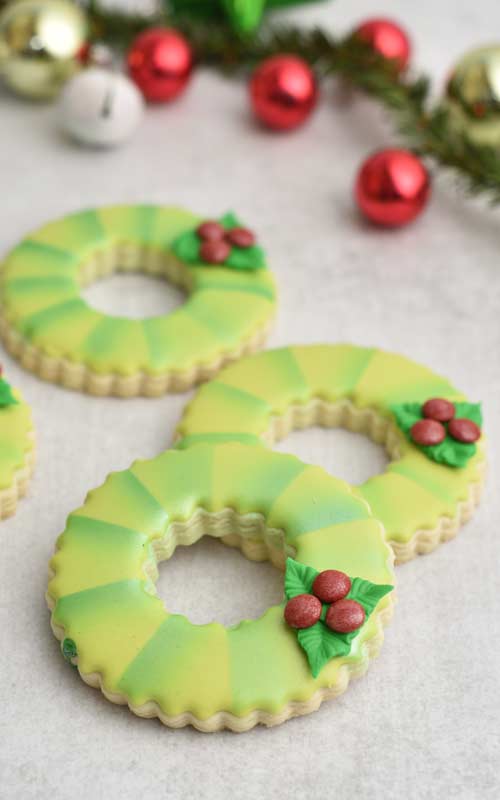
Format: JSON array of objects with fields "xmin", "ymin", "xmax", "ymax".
[
  {"xmin": 47, "ymin": 442, "xmax": 394, "ymax": 732},
  {"xmin": 0, "ymin": 367, "xmax": 35, "ymax": 519},
  {"xmin": 175, "ymin": 345, "xmax": 486, "ymax": 563},
  {"xmin": 0, "ymin": 206, "xmax": 277, "ymax": 396}
]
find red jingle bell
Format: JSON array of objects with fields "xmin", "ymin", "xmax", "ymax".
[
  {"xmin": 355, "ymin": 149, "xmax": 431, "ymax": 227},
  {"xmin": 127, "ymin": 28, "xmax": 193, "ymax": 103},
  {"xmin": 355, "ymin": 18, "xmax": 411, "ymax": 71},
  {"xmin": 250, "ymin": 55, "xmax": 318, "ymax": 131}
]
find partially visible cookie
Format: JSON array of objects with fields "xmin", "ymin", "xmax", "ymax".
[{"xmin": 0, "ymin": 367, "xmax": 35, "ymax": 519}]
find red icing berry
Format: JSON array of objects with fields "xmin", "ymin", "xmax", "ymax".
[
  {"xmin": 196, "ymin": 221, "xmax": 225, "ymax": 242},
  {"xmin": 448, "ymin": 418, "xmax": 481, "ymax": 444},
  {"xmin": 226, "ymin": 227, "xmax": 256, "ymax": 249},
  {"xmin": 200, "ymin": 239, "xmax": 231, "ymax": 264},
  {"xmin": 312, "ymin": 570, "xmax": 351, "ymax": 603},
  {"xmin": 284, "ymin": 594, "xmax": 322, "ymax": 629},
  {"xmin": 410, "ymin": 418, "xmax": 446, "ymax": 446},
  {"xmin": 325, "ymin": 599, "xmax": 366, "ymax": 633},
  {"xmin": 422, "ymin": 398, "xmax": 456, "ymax": 422}
]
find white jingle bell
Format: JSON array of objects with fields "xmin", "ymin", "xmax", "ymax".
[{"xmin": 57, "ymin": 67, "xmax": 144, "ymax": 147}]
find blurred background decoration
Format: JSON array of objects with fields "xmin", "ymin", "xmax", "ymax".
[
  {"xmin": 446, "ymin": 45, "xmax": 500, "ymax": 148},
  {"xmin": 1, "ymin": 0, "xmax": 500, "ymax": 212}
]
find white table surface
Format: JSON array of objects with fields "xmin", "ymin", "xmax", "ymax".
[{"xmin": 1, "ymin": 1, "xmax": 499, "ymax": 798}]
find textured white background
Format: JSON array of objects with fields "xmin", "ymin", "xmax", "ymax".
[{"xmin": 1, "ymin": 1, "xmax": 500, "ymax": 798}]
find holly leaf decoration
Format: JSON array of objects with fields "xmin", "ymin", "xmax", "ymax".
[
  {"xmin": 391, "ymin": 401, "xmax": 482, "ymax": 468},
  {"xmin": 61, "ymin": 638, "xmax": 77, "ymax": 663},
  {"xmin": 0, "ymin": 378, "xmax": 18, "ymax": 408},
  {"xmin": 455, "ymin": 402, "xmax": 483, "ymax": 427},
  {"xmin": 284, "ymin": 558, "xmax": 393, "ymax": 678},
  {"xmin": 172, "ymin": 212, "xmax": 266, "ymax": 271},
  {"xmin": 347, "ymin": 578, "xmax": 393, "ymax": 617},
  {"xmin": 284, "ymin": 557, "xmax": 317, "ymax": 598},
  {"xmin": 172, "ymin": 229, "xmax": 200, "ymax": 264},
  {"xmin": 297, "ymin": 622, "xmax": 352, "ymax": 678}
]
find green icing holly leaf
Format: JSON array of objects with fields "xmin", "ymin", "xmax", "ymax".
[
  {"xmin": 391, "ymin": 402, "xmax": 422, "ymax": 432},
  {"xmin": 226, "ymin": 244, "xmax": 266, "ymax": 270},
  {"xmin": 284, "ymin": 557, "xmax": 318, "ymax": 598},
  {"xmin": 391, "ymin": 401, "xmax": 482, "ymax": 468},
  {"xmin": 455, "ymin": 402, "xmax": 483, "ymax": 427},
  {"xmin": 172, "ymin": 211, "xmax": 266, "ymax": 271},
  {"xmin": 220, "ymin": 212, "xmax": 240, "ymax": 229},
  {"xmin": 173, "ymin": 229, "xmax": 200, "ymax": 264},
  {"xmin": 0, "ymin": 378, "xmax": 18, "ymax": 408},
  {"xmin": 297, "ymin": 622, "xmax": 352, "ymax": 678},
  {"xmin": 284, "ymin": 558, "xmax": 393, "ymax": 679},
  {"xmin": 61, "ymin": 638, "xmax": 77, "ymax": 663},
  {"xmin": 347, "ymin": 578, "xmax": 393, "ymax": 617}
]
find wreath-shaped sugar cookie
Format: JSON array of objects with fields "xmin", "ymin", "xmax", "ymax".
[
  {"xmin": 47, "ymin": 442, "xmax": 394, "ymax": 732},
  {"xmin": 0, "ymin": 206, "xmax": 277, "ymax": 396},
  {"xmin": 175, "ymin": 344, "xmax": 486, "ymax": 563},
  {"xmin": 0, "ymin": 367, "xmax": 35, "ymax": 519}
]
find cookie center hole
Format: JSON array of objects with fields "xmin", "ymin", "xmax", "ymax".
[
  {"xmin": 82, "ymin": 272, "xmax": 186, "ymax": 319},
  {"xmin": 264, "ymin": 401, "xmax": 399, "ymax": 485},
  {"xmin": 156, "ymin": 537, "xmax": 284, "ymax": 626},
  {"xmin": 274, "ymin": 426, "xmax": 389, "ymax": 485}
]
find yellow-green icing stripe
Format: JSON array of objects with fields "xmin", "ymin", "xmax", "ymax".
[
  {"xmin": 49, "ymin": 443, "xmax": 393, "ymax": 720},
  {"xmin": 50, "ymin": 516, "xmax": 152, "ymax": 597},
  {"xmin": 73, "ymin": 469, "xmax": 168, "ymax": 534},
  {"xmin": 214, "ymin": 347, "xmax": 310, "ymax": 411},
  {"xmin": 351, "ymin": 349, "xmax": 463, "ymax": 409},
  {"xmin": 118, "ymin": 616, "xmax": 232, "ymax": 718},
  {"xmin": 0, "ymin": 386, "xmax": 33, "ymax": 491},
  {"xmin": 1, "ymin": 205, "xmax": 277, "ymax": 377},
  {"xmin": 52, "ymin": 580, "xmax": 167, "ymax": 691},
  {"xmin": 130, "ymin": 446, "xmax": 214, "ymax": 519},
  {"xmin": 175, "ymin": 345, "xmax": 485, "ymax": 548},
  {"xmin": 290, "ymin": 344, "xmax": 376, "ymax": 401},
  {"xmin": 20, "ymin": 299, "xmax": 104, "ymax": 358},
  {"xmin": 210, "ymin": 441, "xmax": 306, "ymax": 515},
  {"xmin": 180, "ymin": 381, "xmax": 272, "ymax": 436},
  {"xmin": 1, "ymin": 240, "xmax": 78, "ymax": 281},
  {"xmin": 267, "ymin": 465, "xmax": 371, "ymax": 540},
  {"xmin": 142, "ymin": 313, "xmax": 224, "ymax": 373},
  {"xmin": 79, "ymin": 317, "xmax": 151, "ymax": 376},
  {"xmin": 30, "ymin": 208, "xmax": 106, "ymax": 254}
]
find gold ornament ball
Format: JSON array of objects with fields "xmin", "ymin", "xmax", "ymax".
[
  {"xmin": 0, "ymin": 0, "xmax": 87, "ymax": 100},
  {"xmin": 446, "ymin": 44, "xmax": 500, "ymax": 147}
]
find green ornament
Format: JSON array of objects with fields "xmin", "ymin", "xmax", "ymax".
[{"xmin": 169, "ymin": 0, "xmax": 329, "ymax": 35}]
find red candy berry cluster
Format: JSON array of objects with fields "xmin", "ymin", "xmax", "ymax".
[
  {"xmin": 284, "ymin": 570, "xmax": 366, "ymax": 634},
  {"xmin": 196, "ymin": 220, "xmax": 256, "ymax": 264},
  {"xmin": 410, "ymin": 398, "xmax": 481, "ymax": 447}
]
